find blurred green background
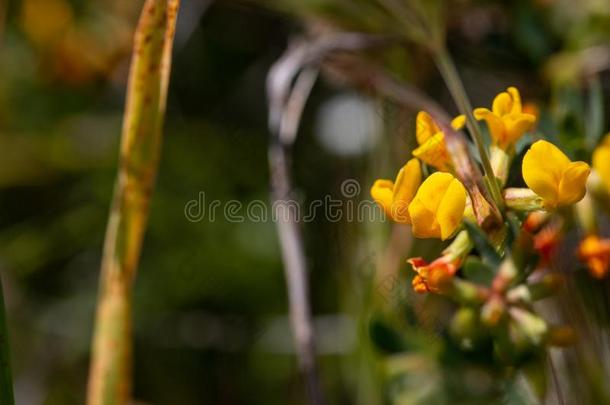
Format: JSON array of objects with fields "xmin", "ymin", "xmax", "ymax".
[{"xmin": 2, "ymin": 0, "xmax": 610, "ymax": 404}]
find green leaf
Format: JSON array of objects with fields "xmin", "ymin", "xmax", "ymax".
[
  {"xmin": 462, "ymin": 256, "xmax": 495, "ymax": 285},
  {"xmin": 463, "ymin": 221, "xmax": 502, "ymax": 267}
]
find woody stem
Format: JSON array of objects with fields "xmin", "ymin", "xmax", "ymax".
[{"xmin": 434, "ymin": 47, "xmax": 504, "ymax": 210}]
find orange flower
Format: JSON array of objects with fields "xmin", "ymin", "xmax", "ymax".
[
  {"xmin": 533, "ymin": 222, "xmax": 562, "ymax": 263},
  {"xmin": 408, "ymin": 257, "xmax": 459, "ymax": 294},
  {"xmin": 578, "ymin": 235, "xmax": 610, "ymax": 279},
  {"xmin": 523, "ymin": 211, "xmax": 549, "ymax": 233}
]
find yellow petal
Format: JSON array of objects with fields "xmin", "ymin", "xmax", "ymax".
[
  {"xmin": 507, "ymin": 87, "xmax": 522, "ymax": 114},
  {"xmin": 408, "ymin": 172, "xmax": 465, "ymax": 239},
  {"xmin": 408, "ymin": 197, "xmax": 440, "ymax": 238},
  {"xmin": 371, "ymin": 179, "xmax": 394, "ymax": 217},
  {"xmin": 393, "ymin": 158, "xmax": 421, "ymax": 202},
  {"xmin": 522, "ymin": 140, "xmax": 572, "ymax": 208},
  {"xmin": 492, "ymin": 91, "xmax": 513, "ymax": 116},
  {"xmin": 593, "ymin": 143, "xmax": 610, "ymax": 192},
  {"xmin": 474, "ymin": 108, "xmax": 506, "ymax": 145},
  {"xmin": 391, "ymin": 158, "xmax": 422, "ymax": 223},
  {"xmin": 415, "ymin": 172, "xmax": 454, "ymax": 213},
  {"xmin": 412, "ymin": 132, "xmax": 451, "ymax": 171},
  {"xmin": 451, "ymin": 115, "xmax": 466, "ymax": 130},
  {"xmin": 437, "ymin": 178, "xmax": 467, "ymax": 240},
  {"xmin": 416, "ymin": 111, "xmax": 439, "ymax": 145},
  {"xmin": 558, "ymin": 161, "xmax": 590, "ymax": 205},
  {"xmin": 503, "ymin": 113, "xmax": 536, "ymax": 145}
]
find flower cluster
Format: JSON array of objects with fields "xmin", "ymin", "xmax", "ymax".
[
  {"xmin": 372, "ymin": 87, "xmax": 595, "ymax": 292},
  {"xmin": 370, "ymin": 113, "xmax": 468, "ymax": 241},
  {"xmin": 370, "ymin": 87, "xmax": 610, "ymax": 356}
]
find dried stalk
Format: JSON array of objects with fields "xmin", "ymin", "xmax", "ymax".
[
  {"xmin": 86, "ymin": 1, "xmax": 179, "ymax": 404},
  {"xmin": 267, "ymin": 34, "xmax": 395, "ymax": 405},
  {"xmin": 268, "ymin": 59, "xmax": 323, "ymax": 405}
]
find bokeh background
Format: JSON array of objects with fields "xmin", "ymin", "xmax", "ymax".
[{"xmin": 2, "ymin": 0, "xmax": 610, "ymax": 404}]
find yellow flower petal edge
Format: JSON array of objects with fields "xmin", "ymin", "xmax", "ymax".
[
  {"xmin": 413, "ymin": 112, "xmax": 465, "ymax": 172},
  {"xmin": 371, "ymin": 158, "xmax": 422, "ymax": 223},
  {"xmin": 412, "ymin": 133, "xmax": 451, "ymax": 172},
  {"xmin": 437, "ymin": 179, "xmax": 468, "ymax": 240},
  {"xmin": 370, "ymin": 180, "xmax": 394, "ymax": 217},
  {"xmin": 593, "ymin": 134, "xmax": 610, "ymax": 193},
  {"xmin": 451, "ymin": 114, "xmax": 466, "ymax": 130},
  {"xmin": 416, "ymin": 111, "xmax": 439, "ymax": 145},
  {"xmin": 408, "ymin": 172, "xmax": 467, "ymax": 240},
  {"xmin": 522, "ymin": 140, "xmax": 590, "ymax": 208},
  {"xmin": 474, "ymin": 87, "xmax": 536, "ymax": 149}
]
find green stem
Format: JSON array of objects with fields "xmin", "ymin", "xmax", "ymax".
[
  {"xmin": 0, "ymin": 273, "xmax": 14, "ymax": 405},
  {"xmin": 434, "ymin": 47, "xmax": 504, "ymax": 210},
  {"xmin": 586, "ymin": 74, "xmax": 603, "ymax": 150}
]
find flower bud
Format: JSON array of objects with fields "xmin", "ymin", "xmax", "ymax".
[
  {"xmin": 490, "ymin": 145, "xmax": 510, "ymax": 185},
  {"xmin": 481, "ymin": 295, "xmax": 505, "ymax": 327},
  {"xmin": 508, "ymin": 307, "xmax": 548, "ymax": 348},
  {"xmin": 408, "ymin": 256, "xmax": 458, "ymax": 294},
  {"xmin": 503, "ymin": 188, "xmax": 544, "ymax": 211},
  {"xmin": 450, "ymin": 307, "xmax": 479, "ymax": 349}
]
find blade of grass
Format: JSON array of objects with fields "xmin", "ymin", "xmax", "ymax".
[
  {"xmin": 0, "ymin": 274, "xmax": 14, "ymax": 405},
  {"xmin": 86, "ymin": 1, "xmax": 179, "ymax": 404},
  {"xmin": 434, "ymin": 47, "xmax": 505, "ymax": 211}
]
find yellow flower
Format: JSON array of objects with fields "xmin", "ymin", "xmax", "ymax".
[
  {"xmin": 593, "ymin": 134, "xmax": 610, "ymax": 192},
  {"xmin": 412, "ymin": 111, "xmax": 465, "ymax": 172},
  {"xmin": 371, "ymin": 158, "xmax": 422, "ymax": 223},
  {"xmin": 408, "ymin": 172, "xmax": 467, "ymax": 240},
  {"xmin": 522, "ymin": 140, "xmax": 590, "ymax": 208},
  {"xmin": 474, "ymin": 87, "xmax": 536, "ymax": 148}
]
